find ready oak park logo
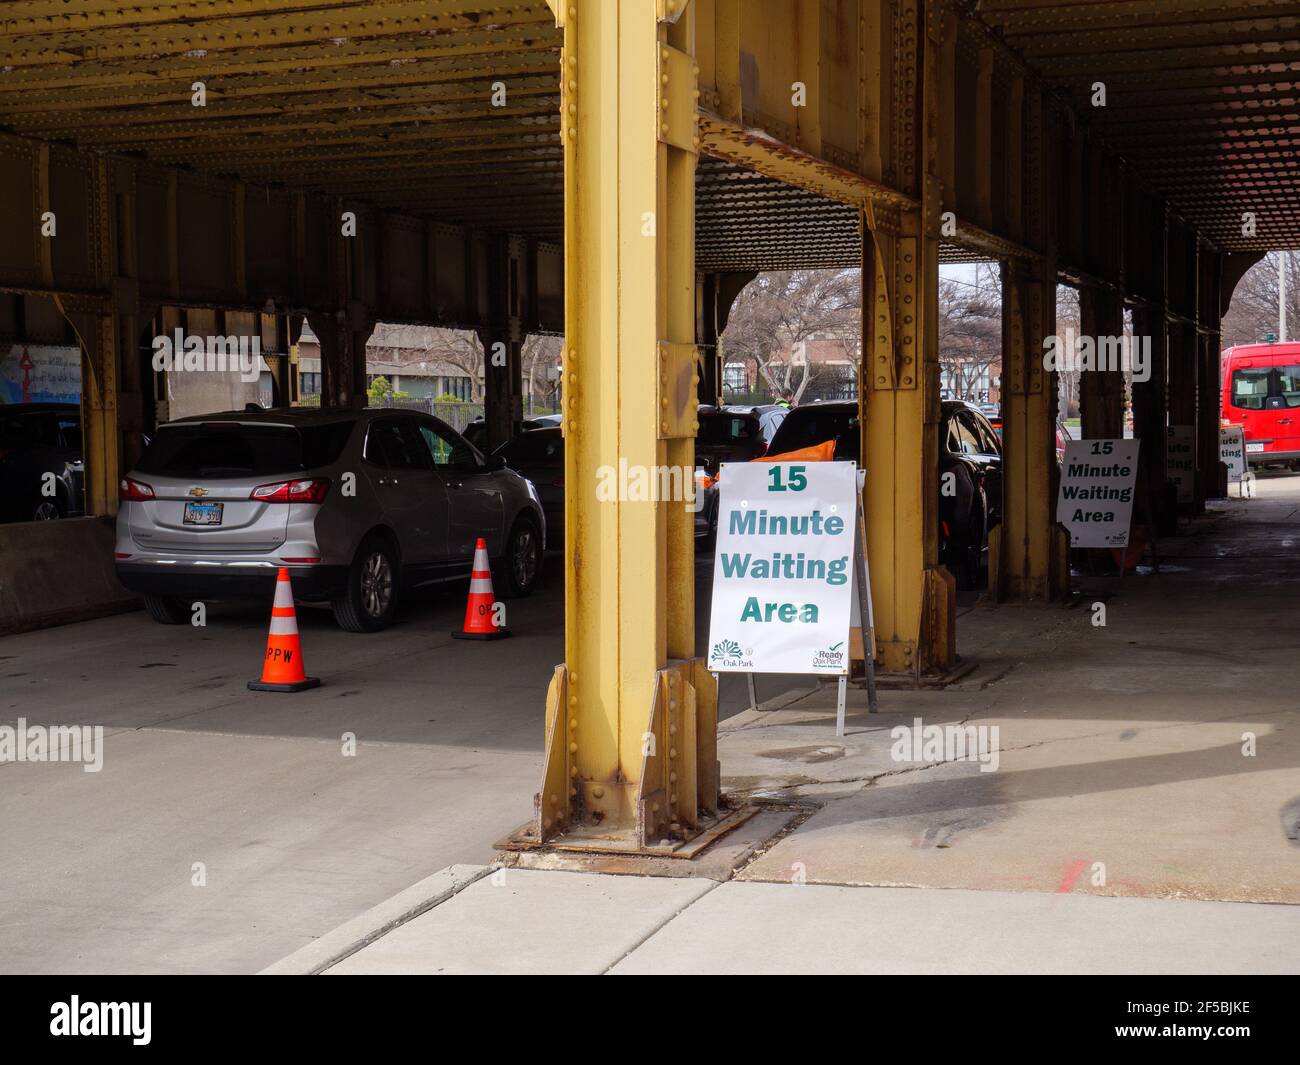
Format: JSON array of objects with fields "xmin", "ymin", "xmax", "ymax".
[{"xmin": 706, "ymin": 459, "xmax": 857, "ymax": 677}]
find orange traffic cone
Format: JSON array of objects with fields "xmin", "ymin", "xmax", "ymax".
[
  {"xmin": 451, "ymin": 537, "xmax": 510, "ymax": 640},
  {"xmin": 248, "ymin": 568, "xmax": 321, "ymax": 691}
]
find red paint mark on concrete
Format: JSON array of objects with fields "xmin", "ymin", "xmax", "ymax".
[{"xmin": 1056, "ymin": 858, "xmax": 1089, "ymax": 894}]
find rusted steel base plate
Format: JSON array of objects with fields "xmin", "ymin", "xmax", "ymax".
[
  {"xmin": 852, "ymin": 658, "xmax": 978, "ymax": 690},
  {"xmin": 496, "ymin": 804, "xmax": 760, "ymax": 860}
]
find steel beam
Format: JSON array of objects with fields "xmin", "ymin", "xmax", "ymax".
[
  {"xmin": 860, "ymin": 1, "xmax": 953, "ymax": 676},
  {"xmin": 525, "ymin": 0, "xmax": 717, "ymax": 853}
]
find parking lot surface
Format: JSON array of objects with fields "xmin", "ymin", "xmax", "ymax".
[{"xmin": 0, "ymin": 552, "xmax": 799, "ymax": 973}]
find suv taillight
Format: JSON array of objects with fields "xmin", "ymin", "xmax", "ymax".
[
  {"xmin": 250, "ymin": 478, "xmax": 331, "ymax": 504},
  {"xmin": 119, "ymin": 477, "xmax": 155, "ymax": 501}
]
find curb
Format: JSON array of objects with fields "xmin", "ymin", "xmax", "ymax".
[{"xmin": 258, "ymin": 863, "xmax": 491, "ymax": 975}]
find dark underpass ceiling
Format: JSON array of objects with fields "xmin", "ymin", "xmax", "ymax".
[{"xmin": 0, "ymin": 0, "xmax": 1296, "ymax": 273}]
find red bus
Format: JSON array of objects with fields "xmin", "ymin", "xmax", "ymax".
[{"xmin": 1221, "ymin": 341, "xmax": 1300, "ymax": 469}]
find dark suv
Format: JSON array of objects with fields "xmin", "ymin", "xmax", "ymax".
[
  {"xmin": 0, "ymin": 402, "xmax": 85, "ymax": 523},
  {"xmin": 694, "ymin": 404, "xmax": 789, "ymax": 541},
  {"xmin": 765, "ymin": 399, "xmax": 1002, "ymax": 588}
]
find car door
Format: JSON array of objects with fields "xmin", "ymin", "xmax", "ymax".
[
  {"xmin": 54, "ymin": 411, "xmax": 84, "ymax": 515},
  {"xmin": 416, "ymin": 415, "xmax": 504, "ymax": 563},
  {"xmin": 362, "ymin": 415, "xmax": 447, "ymax": 568},
  {"xmin": 499, "ymin": 429, "xmax": 564, "ymax": 541},
  {"xmin": 960, "ymin": 408, "xmax": 1003, "ymax": 526}
]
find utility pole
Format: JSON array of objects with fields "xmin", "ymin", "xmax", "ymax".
[{"xmin": 1281, "ymin": 253, "xmax": 1288, "ymax": 343}]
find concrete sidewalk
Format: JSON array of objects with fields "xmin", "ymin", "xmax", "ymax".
[
  {"xmin": 718, "ymin": 477, "xmax": 1300, "ymax": 904},
  {"xmin": 297, "ymin": 865, "xmax": 1297, "ymax": 975},
  {"xmin": 267, "ymin": 475, "xmax": 1300, "ymax": 975}
]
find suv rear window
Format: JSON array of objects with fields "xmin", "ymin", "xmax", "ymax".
[
  {"xmin": 698, "ymin": 413, "xmax": 759, "ymax": 445},
  {"xmin": 137, "ymin": 421, "xmax": 354, "ymax": 478},
  {"xmin": 769, "ymin": 408, "xmax": 858, "ymax": 454}
]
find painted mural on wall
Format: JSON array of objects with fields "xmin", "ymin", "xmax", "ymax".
[{"xmin": 0, "ymin": 344, "xmax": 82, "ymax": 405}]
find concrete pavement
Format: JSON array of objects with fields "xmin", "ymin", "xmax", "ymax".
[
  {"xmin": 0, "ymin": 548, "xmax": 799, "ymax": 973},
  {"xmin": 277, "ymin": 473, "xmax": 1300, "ymax": 975},
  {"xmin": 302, "ymin": 865, "xmax": 1299, "ymax": 975}
]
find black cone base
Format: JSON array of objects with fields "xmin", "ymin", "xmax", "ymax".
[
  {"xmin": 248, "ymin": 676, "xmax": 321, "ymax": 692},
  {"xmin": 451, "ymin": 628, "xmax": 511, "ymax": 640}
]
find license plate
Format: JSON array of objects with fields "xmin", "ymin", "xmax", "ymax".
[
  {"xmin": 183, "ymin": 501, "xmax": 224, "ymax": 525},
  {"xmin": 1246, "ymin": 442, "xmax": 1265, "ymax": 453}
]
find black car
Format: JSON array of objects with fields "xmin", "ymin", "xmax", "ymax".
[
  {"xmin": 0, "ymin": 402, "xmax": 85, "ymax": 523},
  {"xmin": 694, "ymin": 404, "xmax": 789, "ymax": 541},
  {"xmin": 494, "ymin": 426, "xmax": 565, "ymax": 547},
  {"xmin": 463, "ymin": 414, "xmax": 561, "ymax": 452},
  {"xmin": 765, "ymin": 399, "xmax": 1002, "ymax": 588},
  {"xmin": 495, "ymin": 405, "xmax": 784, "ymax": 549}
]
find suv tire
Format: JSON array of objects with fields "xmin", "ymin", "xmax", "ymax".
[
  {"xmin": 332, "ymin": 537, "xmax": 400, "ymax": 632},
  {"xmin": 493, "ymin": 516, "xmax": 542, "ymax": 598},
  {"xmin": 143, "ymin": 593, "xmax": 190, "ymax": 625}
]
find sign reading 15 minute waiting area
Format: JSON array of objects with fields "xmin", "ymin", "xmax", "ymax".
[{"xmin": 707, "ymin": 460, "xmax": 857, "ymax": 675}]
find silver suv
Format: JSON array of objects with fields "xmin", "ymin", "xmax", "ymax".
[{"xmin": 115, "ymin": 408, "xmax": 546, "ymax": 631}]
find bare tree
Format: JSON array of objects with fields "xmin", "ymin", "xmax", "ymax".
[
  {"xmin": 1055, "ymin": 283, "xmax": 1081, "ymax": 418},
  {"xmin": 937, "ymin": 262, "xmax": 1001, "ymax": 401},
  {"xmin": 522, "ymin": 333, "xmax": 563, "ymax": 413},
  {"xmin": 720, "ymin": 269, "xmax": 859, "ymax": 402},
  {"xmin": 1221, "ymin": 251, "xmax": 1300, "ymax": 348},
  {"xmin": 406, "ymin": 327, "xmax": 485, "ymax": 400}
]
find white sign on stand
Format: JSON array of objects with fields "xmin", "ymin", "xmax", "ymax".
[
  {"xmin": 707, "ymin": 460, "xmax": 857, "ymax": 675},
  {"xmin": 707, "ymin": 459, "xmax": 877, "ymax": 736},
  {"xmin": 1056, "ymin": 438, "xmax": 1140, "ymax": 548},
  {"xmin": 1167, "ymin": 425, "xmax": 1195, "ymax": 503},
  {"xmin": 1220, "ymin": 425, "xmax": 1247, "ymax": 481}
]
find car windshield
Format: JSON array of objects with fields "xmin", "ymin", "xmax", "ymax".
[
  {"xmin": 1231, "ymin": 365, "xmax": 1300, "ymax": 410},
  {"xmin": 136, "ymin": 421, "xmax": 354, "ymax": 478}
]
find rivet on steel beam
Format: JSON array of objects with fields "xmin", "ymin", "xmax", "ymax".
[
  {"xmin": 569, "ymin": 742, "xmax": 578, "ymax": 754},
  {"xmin": 592, "ymin": 786, "xmax": 604, "ymax": 799}
]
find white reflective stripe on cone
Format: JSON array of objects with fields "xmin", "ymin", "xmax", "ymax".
[
  {"xmin": 472, "ymin": 547, "xmax": 490, "ymax": 570},
  {"xmin": 273, "ymin": 579, "xmax": 295, "ymax": 609},
  {"xmin": 268, "ymin": 616, "xmax": 299, "ymax": 635},
  {"xmin": 468, "ymin": 578, "xmax": 494, "ymax": 594}
]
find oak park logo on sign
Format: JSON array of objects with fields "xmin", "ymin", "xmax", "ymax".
[
  {"xmin": 50, "ymin": 997, "xmax": 151, "ymax": 1045},
  {"xmin": 709, "ymin": 638, "xmax": 754, "ymax": 670}
]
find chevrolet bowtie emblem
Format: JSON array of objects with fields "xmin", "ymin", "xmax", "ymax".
[{"xmin": 189, "ymin": 487, "xmax": 209, "ymax": 499}]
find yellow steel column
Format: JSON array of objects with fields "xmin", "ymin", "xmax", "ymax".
[
  {"xmin": 529, "ymin": 0, "xmax": 715, "ymax": 851},
  {"xmin": 861, "ymin": 1, "xmax": 953, "ymax": 675},
  {"xmin": 994, "ymin": 259, "xmax": 1063, "ymax": 601}
]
